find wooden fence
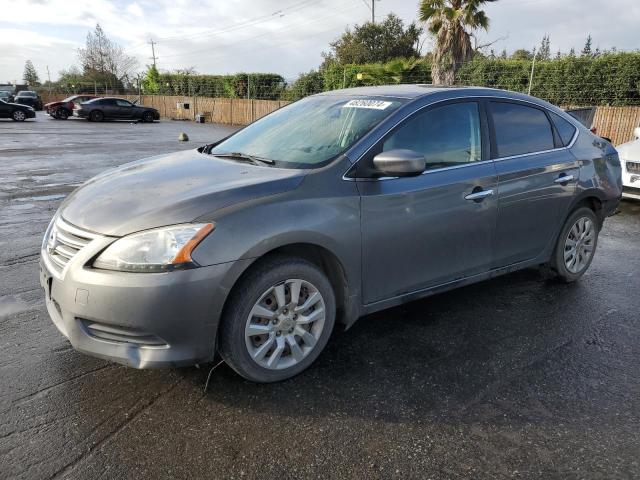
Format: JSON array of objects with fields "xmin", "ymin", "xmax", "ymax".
[{"xmin": 41, "ymin": 93, "xmax": 640, "ymax": 145}]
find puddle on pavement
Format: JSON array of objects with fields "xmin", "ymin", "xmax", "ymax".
[{"xmin": 0, "ymin": 296, "xmax": 30, "ymax": 317}]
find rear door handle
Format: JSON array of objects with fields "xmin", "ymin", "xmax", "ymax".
[
  {"xmin": 465, "ymin": 189, "xmax": 494, "ymax": 201},
  {"xmin": 554, "ymin": 174, "xmax": 575, "ymax": 184}
]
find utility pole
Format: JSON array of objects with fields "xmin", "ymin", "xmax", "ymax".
[
  {"xmin": 46, "ymin": 65, "xmax": 52, "ymax": 94},
  {"xmin": 364, "ymin": 0, "xmax": 379, "ymax": 23},
  {"xmin": 528, "ymin": 47, "xmax": 537, "ymax": 95},
  {"xmin": 149, "ymin": 39, "xmax": 158, "ymax": 67}
]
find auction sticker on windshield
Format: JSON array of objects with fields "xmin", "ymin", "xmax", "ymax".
[{"xmin": 342, "ymin": 99, "xmax": 393, "ymax": 110}]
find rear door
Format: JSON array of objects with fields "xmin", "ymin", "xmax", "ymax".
[
  {"xmin": 100, "ymin": 99, "xmax": 120, "ymax": 118},
  {"xmin": 489, "ymin": 100, "xmax": 579, "ymax": 268},
  {"xmin": 0, "ymin": 100, "xmax": 10, "ymax": 118},
  {"xmin": 358, "ymin": 100, "xmax": 498, "ymax": 304}
]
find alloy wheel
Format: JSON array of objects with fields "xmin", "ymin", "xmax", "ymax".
[
  {"xmin": 13, "ymin": 111, "xmax": 25, "ymax": 121},
  {"xmin": 244, "ymin": 279, "xmax": 326, "ymax": 370},
  {"xmin": 564, "ymin": 217, "xmax": 595, "ymax": 274}
]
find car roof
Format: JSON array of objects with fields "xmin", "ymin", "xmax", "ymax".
[{"xmin": 317, "ymin": 84, "xmax": 542, "ymax": 102}]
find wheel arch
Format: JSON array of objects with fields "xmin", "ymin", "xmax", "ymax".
[{"xmin": 218, "ymin": 241, "xmax": 353, "ymax": 333}]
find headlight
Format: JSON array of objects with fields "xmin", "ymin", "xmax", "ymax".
[{"xmin": 93, "ymin": 223, "xmax": 214, "ymax": 272}]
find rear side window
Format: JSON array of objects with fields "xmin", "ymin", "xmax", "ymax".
[
  {"xmin": 383, "ymin": 101, "xmax": 482, "ymax": 170},
  {"xmin": 549, "ymin": 112, "xmax": 577, "ymax": 146},
  {"xmin": 490, "ymin": 102, "xmax": 555, "ymax": 157}
]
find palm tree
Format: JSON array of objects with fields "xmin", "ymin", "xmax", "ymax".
[{"xmin": 419, "ymin": 0, "xmax": 497, "ymax": 85}]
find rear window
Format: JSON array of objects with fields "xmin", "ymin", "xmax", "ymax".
[
  {"xmin": 19, "ymin": 91, "xmax": 36, "ymax": 97},
  {"xmin": 490, "ymin": 101, "xmax": 555, "ymax": 157},
  {"xmin": 550, "ymin": 112, "xmax": 578, "ymax": 146}
]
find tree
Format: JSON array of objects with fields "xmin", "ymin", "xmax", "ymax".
[
  {"xmin": 142, "ymin": 64, "xmax": 161, "ymax": 94},
  {"xmin": 23, "ymin": 60, "xmax": 40, "ymax": 86},
  {"xmin": 322, "ymin": 13, "xmax": 423, "ymax": 66},
  {"xmin": 283, "ymin": 70, "xmax": 325, "ymax": 100},
  {"xmin": 77, "ymin": 24, "xmax": 138, "ymax": 89},
  {"xmin": 419, "ymin": 0, "xmax": 497, "ymax": 85},
  {"xmin": 581, "ymin": 34, "xmax": 592, "ymax": 57},
  {"xmin": 538, "ymin": 35, "xmax": 551, "ymax": 60},
  {"xmin": 511, "ymin": 48, "xmax": 533, "ymax": 60}
]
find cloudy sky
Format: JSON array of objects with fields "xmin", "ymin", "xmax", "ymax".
[{"xmin": 1, "ymin": 0, "xmax": 638, "ymax": 83}]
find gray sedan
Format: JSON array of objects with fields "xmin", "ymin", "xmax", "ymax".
[{"xmin": 40, "ymin": 86, "xmax": 622, "ymax": 382}]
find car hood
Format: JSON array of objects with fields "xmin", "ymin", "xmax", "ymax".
[
  {"xmin": 60, "ymin": 149, "xmax": 306, "ymax": 236},
  {"xmin": 45, "ymin": 101, "xmax": 63, "ymax": 108},
  {"xmin": 616, "ymin": 139, "xmax": 640, "ymax": 160}
]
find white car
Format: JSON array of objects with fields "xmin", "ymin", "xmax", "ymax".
[{"xmin": 617, "ymin": 126, "xmax": 640, "ymax": 200}]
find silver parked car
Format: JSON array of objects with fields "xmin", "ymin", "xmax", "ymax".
[{"xmin": 40, "ymin": 86, "xmax": 622, "ymax": 382}]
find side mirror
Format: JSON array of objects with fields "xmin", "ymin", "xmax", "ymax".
[
  {"xmin": 634, "ymin": 127, "xmax": 640, "ymax": 140},
  {"xmin": 373, "ymin": 149, "xmax": 425, "ymax": 177}
]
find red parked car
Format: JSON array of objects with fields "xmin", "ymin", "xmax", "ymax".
[{"xmin": 45, "ymin": 95, "xmax": 97, "ymax": 120}]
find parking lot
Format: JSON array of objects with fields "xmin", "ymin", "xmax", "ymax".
[{"xmin": 1, "ymin": 113, "xmax": 639, "ymax": 479}]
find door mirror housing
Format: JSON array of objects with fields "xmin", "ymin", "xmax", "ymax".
[{"xmin": 372, "ymin": 149, "xmax": 425, "ymax": 177}]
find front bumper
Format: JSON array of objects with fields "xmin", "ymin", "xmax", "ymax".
[
  {"xmin": 39, "ymin": 234, "xmax": 237, "ymax": 368},
  {"xmin": 73, "ymin": 109, "xmax": 88, "ymax": 118},
  {"xmin": 23, "ymin": 109, "xmax": 36, "ymax": 119},
  {"xmin": 621, "ymin": 160, "xmax": 640, "ymax": 200}
]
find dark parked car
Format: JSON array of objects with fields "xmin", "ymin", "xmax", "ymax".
[
  {"xmin": 40, "ymin": 86, "xmax": 622, "ymax": 383},
  {"xmin": 45, "ymin": 94, "xmax": 97, "ymax": 119},
  {"xmin": 73, "ymin": 97, "xmax": 159, "ymax": 122},
  {"xmin": 14, "ymin": 90, "xmax": 43, "ymax": 110},
  {"xmin": 0, "ymin": 91, "xmax": 14, "ymax": 103},
  {"xmin": 0, "ymin": 99, "xmax": 36, "ymax": 121}
]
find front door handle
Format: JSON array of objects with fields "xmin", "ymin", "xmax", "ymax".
[
  {"xmin": 465, "ymin": 189, "xmax": 494, "ymax": 201},
  {"xmin": 554, "ymin": 174, "xmax": 575, "ymax": 184}
]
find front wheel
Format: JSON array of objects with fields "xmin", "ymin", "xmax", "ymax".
[
  {"xmin": 142, "ymin": 111, "xmax": 154, "ymax": 123},
  {"xmin": 219, "ymin": 256, "xmax": 336, "ymax": 383},
  {"xmin": 12, "ymin": 110, "xmax": 26, "ymax": 121},
  {"xmin": 55, "ymin": 108, "xmax": 69, "ymax": 120},
  {"xmin": 549, "ymin": 207, "xmax": 599, "ymax": 282}
]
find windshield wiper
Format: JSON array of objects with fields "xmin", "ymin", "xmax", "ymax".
[{"xmin": 211, "ymin": 151, "xmax": 275, "ymax": 166}]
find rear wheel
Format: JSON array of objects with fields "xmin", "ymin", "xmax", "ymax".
[
  {"xmin": 55, "ymin": 108, "xmax": 69, "ymax": 120},
  {"xmin": 89, "ymin": 110, "xmax": 104, "ymax": 122},
  {"xmin": 219, "ymin": 256, "xmax": 336, "ymax": 383},
  {"xmin": 142, "ymin": 111, "xmax": 154, "ymax": 123},
  {"xmin": 12, "ymin": 110, "xmax": 26, "ymax": 121},
  {"xmin": 549, "ymin": 207, "xmax": 599, "ymax": 282}
]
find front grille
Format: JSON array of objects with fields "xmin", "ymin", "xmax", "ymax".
[
  {"xmin": 44, "ymin": 217, "xmax": 98, "ymax": 274},
  {"xmin": 627, "ymin": 161, "xmax": 640, "ymax": 174},
  {"xmin": 78, "ymin": 319, "xmax": 167, "ymax": 347}
]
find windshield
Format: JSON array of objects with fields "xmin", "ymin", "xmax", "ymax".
[
  {"xmin": 210, "ymin": 95, "xmax": 405, "ymax": 167},
  {"xmin": 18, "ymin": 91, "xmax": 36, "ymax": 97}
]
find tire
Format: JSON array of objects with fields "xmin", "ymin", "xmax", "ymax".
[
  {"xmin": 549, "ymin": 207, "xmax": 599, "ymax": 282},
  {"xmin": 12, "ymin": 110, "xmax": 26, "ymax": 122},
  {"xmin": 89, "ymin": 110, "xmax": 104, "ymax": 122},
  {"xmin": 142, "ymin": 111, "xmax": 154, "ymax": 123},
  {"xmin": 219, "ymin": 256, "xmax": 336, "ymax": 383},
  {"xmin": 55, "ymin": 108, "xmax": 69, "ymax": 120}
]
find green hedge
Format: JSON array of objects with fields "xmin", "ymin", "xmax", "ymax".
[
  {"xmin": 155, "ymin": 73, "xmax": 286, "ymax": 100},
  {"xmin": 317, "ymin": 53, "xmax": 640, "ymax": 106}
]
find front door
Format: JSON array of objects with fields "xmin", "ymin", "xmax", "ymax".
[{"xmin": 357, "ymin": 100, "xmax": 498, "ymax": 304}]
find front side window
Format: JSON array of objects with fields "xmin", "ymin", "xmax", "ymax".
[
  {"xmin": 210, "ymin": 95, "xmax": 405, "ymax": 167},
  {"xmin": 490, "ymin": 102, "xmax": 555, "ymax": 157},
  {"xmin": 382, "ymin": 101, "xmax": 482, "ymax": 170},
  {"xmin": 116, "ymin": 99, "xmax": 132, "ymax": 107}
]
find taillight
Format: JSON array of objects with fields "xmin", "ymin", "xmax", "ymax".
[
  {"xmin": 69, "ymin": 101, "xmax": 75, "ymax": 109},
  {"xmin": 590, "ymin": 126, "xmax": 597, "ymax": 134}
]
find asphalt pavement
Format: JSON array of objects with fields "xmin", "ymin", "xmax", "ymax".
[{"xmin": 1, "ymin": 113, "xmax": 639, "ymax": 479}]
